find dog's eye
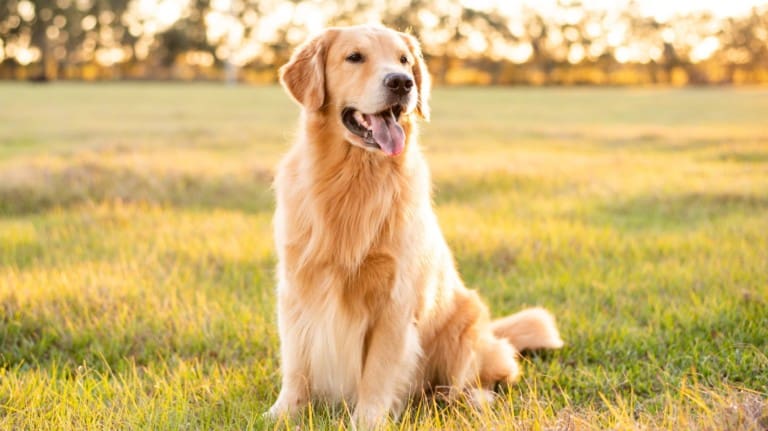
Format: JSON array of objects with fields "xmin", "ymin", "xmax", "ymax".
[
  {"xmin": 400, "ymin": 55, "xmax": 409, "ymax": 65},
  {"xmin": 346, "ymin": 52, "xmax": 364, "ymax": 63}
]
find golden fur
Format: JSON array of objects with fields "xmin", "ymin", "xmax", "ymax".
[{"xmin": 267, "ymin": 25, "xmax": 563, "ymax": 428}]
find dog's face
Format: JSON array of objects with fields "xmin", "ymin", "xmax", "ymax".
[{"xmin": 280, "ymin": 25, "xmax": 430, "ymax": 157}]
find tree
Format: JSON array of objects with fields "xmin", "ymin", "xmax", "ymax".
[{"xmin": 718, "ymin": 7, "xmax": 768, "ymax": 83}]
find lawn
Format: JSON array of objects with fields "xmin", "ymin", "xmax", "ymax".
[{"xmin": 0, "ymin": 83, "xmax": 767, "ymax": 430}]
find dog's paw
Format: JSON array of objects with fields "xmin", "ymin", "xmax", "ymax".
[
  {"xmin": 265, "ymin": 394, "xmax": 306, "ymax": 421},
  {"xmin": 352, "ymin": 405, "xmax": 389, "ymax": 430},
  {"xmin": 466, "ymin": 388, "xmax": 498, "ymax": 409},
  {"xmin": 263, "ymin": 403, "xmax": 283, "ymax": 421}
]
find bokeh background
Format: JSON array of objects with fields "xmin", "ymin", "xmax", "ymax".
[{"xmin": 2, "ymin": 0, "xmax": 768, "ymax": 85}]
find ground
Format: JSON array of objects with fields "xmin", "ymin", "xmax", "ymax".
[{"xmin": 0, "ymin": 83, "xmax": 766, "ymax": 430}]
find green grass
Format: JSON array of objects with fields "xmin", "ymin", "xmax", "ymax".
[{"xmin": 1, "ymin": 83, "xmax": 767, "ymax": 430}]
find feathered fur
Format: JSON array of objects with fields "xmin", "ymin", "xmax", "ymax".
[{"xmin": 267, "ymin": 25, "xmax": 563, "ymax": 429}]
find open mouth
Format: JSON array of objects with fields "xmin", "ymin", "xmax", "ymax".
[{"xmin": 342, "ymin": 105, "xmax": 405, "ymax": 156}]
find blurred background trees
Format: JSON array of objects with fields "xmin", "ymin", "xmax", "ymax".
[{"xmin": 1, "ymin": 0, "xmax": 767, "ymax": 84}]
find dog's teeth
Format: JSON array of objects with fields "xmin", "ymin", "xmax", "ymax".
[{"xmin": 353, "ymin": 111, "xmax": 368, "ymax": 128}]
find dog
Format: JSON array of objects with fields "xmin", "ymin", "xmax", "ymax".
[{"xmin": 267, "ymin": 24, "xmax": 563, "ymax": 428}]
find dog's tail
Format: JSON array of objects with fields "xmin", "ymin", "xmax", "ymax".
[{"xmin": 491, "ymin": 307, "xmax": 564, "ymax": 351}]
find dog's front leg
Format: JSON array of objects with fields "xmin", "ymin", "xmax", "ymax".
[
  {"xmin": 266, "ymin": 293, "xmax": 310, "ymax": 420},
  {"xmin": 353, "ymin": 308, "xmax": 420, "ymax": 429},
  {"xmin": 267, "ymin": 358, "xmax": 309, "ymax": 420}
]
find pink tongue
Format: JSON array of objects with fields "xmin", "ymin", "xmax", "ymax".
[{"xmin": 365, "ymin": 111, "xmax": 405, "ymax": 156}]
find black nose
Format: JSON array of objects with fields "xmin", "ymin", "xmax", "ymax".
[{"xmin": 384, "ymin": 73, "xmax": 413, "ymax": 96}]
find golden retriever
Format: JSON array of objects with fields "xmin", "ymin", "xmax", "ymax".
[{"xmin": 267, "ymin": 24, "xmax": 563, "ymax": 428}]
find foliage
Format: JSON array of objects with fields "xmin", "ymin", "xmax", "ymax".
[{"xmin": 1, "ymin": 1, "xmax": 768, "ymax": 84}]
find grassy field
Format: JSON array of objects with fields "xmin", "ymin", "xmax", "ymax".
[{"xmin": 1, "ymin": 83, "xmax": 767, "ymax": 430}]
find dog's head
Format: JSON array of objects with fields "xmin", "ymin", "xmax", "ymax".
[{"xmin": 280, "ymin": 25, "xmax": 431, "ymax": 157}]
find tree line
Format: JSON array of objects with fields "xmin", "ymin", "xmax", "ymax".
[{"xmin": 1, "ymin": 0, "xmax": 767, "ymax": 85}]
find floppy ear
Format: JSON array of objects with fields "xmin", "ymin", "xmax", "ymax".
[
  {"xmin": 279, "ymin": 30, "xmax": 336, "ymax": 111},
  {"xmin": 400, "ymin": 32, "xmax": 431, "ymax": 121}
]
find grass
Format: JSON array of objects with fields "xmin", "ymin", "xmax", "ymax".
[{"xmin": 1, "ymin": 83, "xmax": 767, "ymax": 430}]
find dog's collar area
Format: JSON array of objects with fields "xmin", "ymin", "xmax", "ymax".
[{"xmin": 341, "ymin": 105, "xmax": 406, "ymax": 156}]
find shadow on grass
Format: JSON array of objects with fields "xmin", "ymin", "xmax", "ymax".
[
  {"xmin": 593, "ymin": 136, "xmax": 729, "ymax": 152},
  {"xmin": 713, "ymin": 150, "xmax": 768, "ymax": 163},
  {"xmin": 0, "ymin": 161, "xmax": 275, "ymax": 216},
  {"xmin": 434, "ymin": 171, "xmax": 564, "ymax": 206},
  {"xmin": 591, "ymin": 191, "xmax": 768, "ymax": 231},
  {"xmin": 0, "ymin": 163, "xmax": 569, "ymax": 216}
]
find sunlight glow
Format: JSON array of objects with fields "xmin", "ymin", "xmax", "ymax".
[
  {"xmin": 4, "ymin": 0, "xmax": 765, "ymax": 69},
  {"xmin": 568, "ymin": 43, "xmax": 585, "ymax": 64},
  {"xmin": 690, "ymin": 36, "xmax": 720, "ymax": 62},
  {"xmin": 17, "ymin": 1, "xmax": 35, "ymax": 22},
  {"xmin": 501, "ymin": 42, "xmax": 533, "ymax": 63},
  {"xmin": 95, "ymin": 47, "xmax": 128, "ymax": 66},
  {"xmin": 615, "ymin": 46, "xmax": 630, "ymax": 63},
  {"xmin": 155, "ymin": 0, "xmax": 185, "ymax": 27},
  {"xmin": 15, "ymin": 46, "xmax": 40, "ymax": 65},
  {"xmin": 185, "ymin": 50, "xmax": 215, "ymax": 67},
  {"xmin": 468, "ymin": 31, "xmax": 488, "ymax": 53},
  {"xmin": 81, "ymin": 15, "xmax": 96, "ymax": 31},
  {"xmin": 418, "ymin": 10, "xmax": 440, "ymax": 29},
  {"xmin": 119, "ymin": 0, "xmax": 768, "ymax": 66},
  {"xmin": 130, "ymin": 0, "xmax": 189, "ymax": 33},
  {"xmin": 461, "ymin": 0, "xmax": 495, "ymax": 10},
  {"xmin": 497, "ymin": 0, "xmax": 768, "ymax": 20}
]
